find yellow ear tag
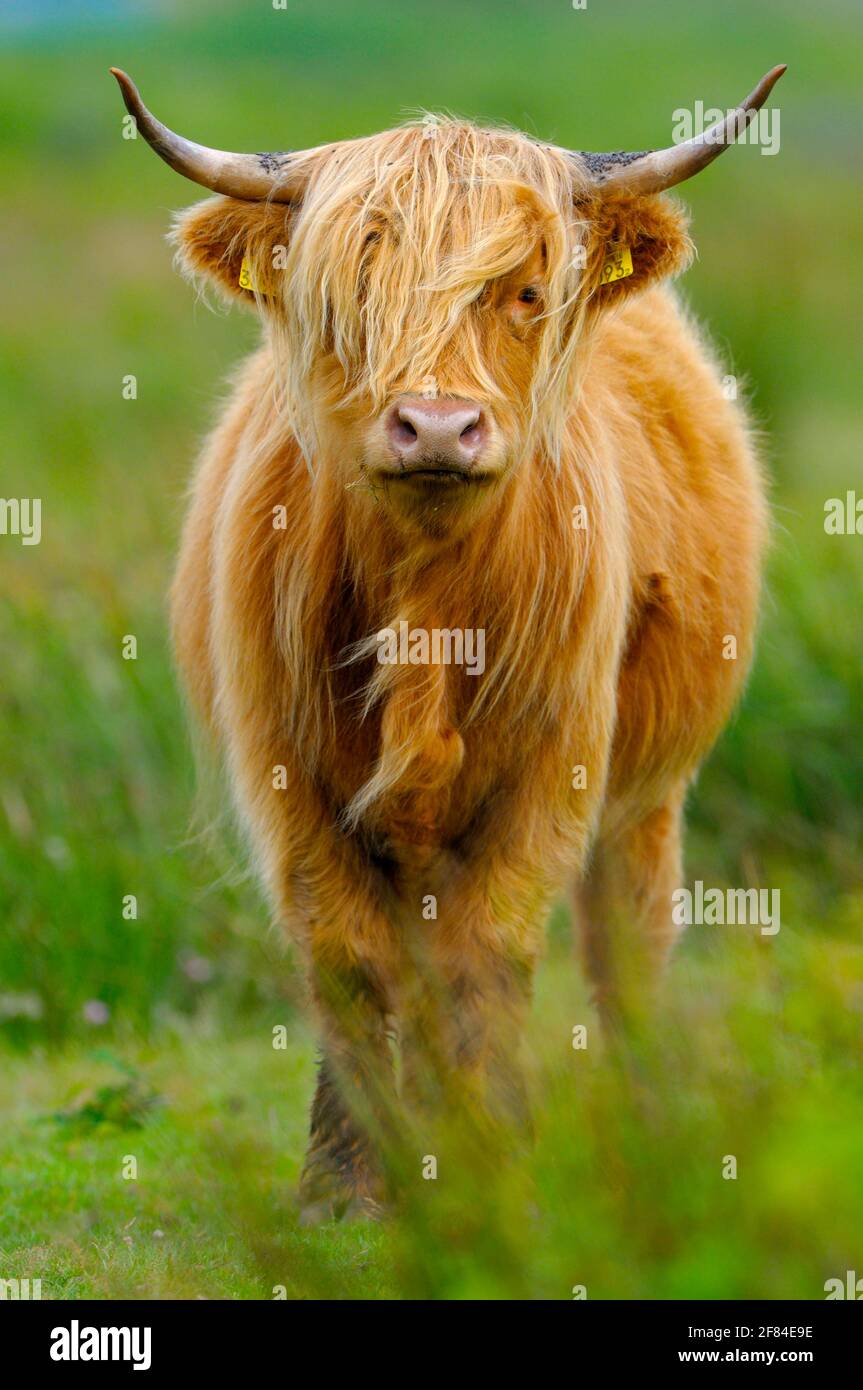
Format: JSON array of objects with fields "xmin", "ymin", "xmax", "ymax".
[
  {"xmin": 601, "ymin": 243, "xmax": 633, "ymax": 284},
  {"xmin": 238, "ymin": 254, "xmax": 258, "ymax": 292}
]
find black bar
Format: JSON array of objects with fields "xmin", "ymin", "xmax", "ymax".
[{"xmin": 6, "ymin": 1298, "xmax": 860, "ymax": 1374}]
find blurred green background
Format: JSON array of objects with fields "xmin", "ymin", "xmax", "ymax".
[{"xmin": 1, "ymin": 0, "xmax": 861, "ymax": 1300}]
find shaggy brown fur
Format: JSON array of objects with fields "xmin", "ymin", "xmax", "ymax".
[{"xmin": 167, "ymin": 118, "xmax": 766, "ymax": 1218}]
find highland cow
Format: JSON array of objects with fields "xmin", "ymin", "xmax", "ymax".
[{"xmin": 113, "ymin": 65, "xmax": 783, "ymax": 1220}]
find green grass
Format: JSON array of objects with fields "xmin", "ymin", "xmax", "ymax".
[
  {"xmin": 1, "ymin": 0, "xmax": 861, "ymax": 1299},
  {"xmin": 3, "ymin": 927, "xmax": 861, "ymax": 1300},
  {"xmin": 0, "ymin": 1028, "xmax": 394, "ymax": 1300}
]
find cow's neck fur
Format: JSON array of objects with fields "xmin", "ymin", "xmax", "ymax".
[{"xmin": 274, "ymin": 418, "xmax": 615, "ymax": 863}]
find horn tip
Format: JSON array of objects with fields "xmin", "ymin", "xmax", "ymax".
[
  {"xmin": 109, "ymin": 67, "xmax": 143, "ymax": 119},
  {"xmin": 745, "ymin": 63, "xmax": 787, "ymax": 115},
  {"xmin": 109, "ymin": 67, "xmax": 136, "ymax": 99}
]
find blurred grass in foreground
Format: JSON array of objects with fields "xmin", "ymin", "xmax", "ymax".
[{"xmin": 2, "ymin": 928, "xmax": 861, "ymax": 1300}]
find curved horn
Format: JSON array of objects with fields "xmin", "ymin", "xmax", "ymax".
[
  {"xmin": 110, "ymin": 68, "xmax": 300, "ymax": 201},
  {"xmin": 572, "ymin": 65, "xmax": 786, "ymax": 195}
]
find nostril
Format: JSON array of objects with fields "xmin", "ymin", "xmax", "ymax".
[
  {"xmin": 388, "ymin": 407, "xmax": 420, "ymax": 452},
  {"xmin": 458, "ymin": 412, "xmax": 485, "ymax": 453}
]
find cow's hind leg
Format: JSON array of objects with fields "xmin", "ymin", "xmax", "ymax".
[{"xmin": 573, "ymin": 781, "xmax": 688, "ymax": 1033}]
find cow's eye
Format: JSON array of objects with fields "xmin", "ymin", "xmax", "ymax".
[{"xmin": 517, "ymin": 287, "xmax": 539, "ymax": 304}]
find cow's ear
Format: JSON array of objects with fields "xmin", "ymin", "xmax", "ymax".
[
  {"xmin": 170, "ymin": 195, "xmax": 294, "ymax": 306},
  {"xmin": 580, "ymin": 189, "xmax": 693, "ymax": 316}
]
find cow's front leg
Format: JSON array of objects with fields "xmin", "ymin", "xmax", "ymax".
[
  {"xmin": 299, "ymin": 954, "xmax": 395, "ymax": 1224},
  {"xmin": 446, "ymin": 947, "xmax": 535, "ymax": 1131},
  {"xmin": 400, "ymin": 936, "xmax": 537, "ymax": 1177},
  {"xmin": 400, "ymin": 859, "xmax": 546, "ymax": 1133},
  {"xmin": 270, "ymin": 823, "xmax": 400, "ymax": 1225}
]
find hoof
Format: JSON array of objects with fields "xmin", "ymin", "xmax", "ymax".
[
  {"xmin": 297, "ymin": 1182, "xmax": 385, "ymax": 1226},
  {"xmin": 297, "ymin": 1197, "xmax": 337, "ymax": 1228}
]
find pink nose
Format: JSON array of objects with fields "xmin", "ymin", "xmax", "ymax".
[{"xmin": 386, "ymin": 396, "xmax": 487, "ymax": 469}]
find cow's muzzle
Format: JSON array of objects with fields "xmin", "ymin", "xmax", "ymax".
[{"xmin": 381, "ymin": 396, "xmax": 491, "ymax": 482}]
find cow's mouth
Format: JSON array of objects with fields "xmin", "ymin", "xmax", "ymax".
[{"xmin": 378, "ymin": 463, "xmax": 495, "ymax": 486}]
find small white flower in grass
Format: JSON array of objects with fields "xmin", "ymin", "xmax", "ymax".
[
  {"xmin": 82, "ymin": 1000, "xmax": 110, "ymax": 1026},
  {"xmin": 181, "ymin": 954, "xmax": 213, "ymax": 983}
]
